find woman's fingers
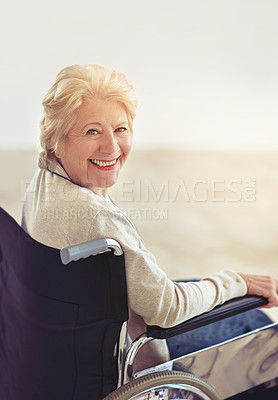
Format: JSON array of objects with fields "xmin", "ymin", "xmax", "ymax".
[{"xmin": 238, "ymin": 273, "xmax": 278, "ymax": 308}]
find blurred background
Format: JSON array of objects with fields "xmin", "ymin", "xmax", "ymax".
[{"xmin": 1, "ymin": 0, "xmax": 277, "ymax": 320}]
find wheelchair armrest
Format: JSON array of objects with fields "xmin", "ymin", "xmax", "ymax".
[{"xmin": 147, "ymin": 295, "xmax": 268, "ymax": 339}]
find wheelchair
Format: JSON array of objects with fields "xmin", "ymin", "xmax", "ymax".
[{"xmin": 0, "ymin": 207, "xmax": 277, "ymax": 400}]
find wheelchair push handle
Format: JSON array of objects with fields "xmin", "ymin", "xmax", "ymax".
[
  {"xmin": 60, "ymin": 238, "xmax": 123, "ymax": 265},
  {"xmin": 147, "ymin": 295, "xmax": 268, "ymax": 339}
]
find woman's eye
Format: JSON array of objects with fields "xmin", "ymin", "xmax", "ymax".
[
  {"xmin": 116, "ymin": 127, "xmax": 128, "ymax": 134},
  {"xmin": 86, "ymin": 129, "xmax": 99, "ymax": 136}
]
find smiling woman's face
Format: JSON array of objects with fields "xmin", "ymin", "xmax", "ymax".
[{"xmin": 55, "ymin": 98, "xmax": 132, "ymax": 196}]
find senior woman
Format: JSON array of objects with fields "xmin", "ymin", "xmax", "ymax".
[{"xmin": 22, "ymin": 64, "xmax": 278, "ymax": 371}]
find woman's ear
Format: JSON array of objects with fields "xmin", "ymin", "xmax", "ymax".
[
  {"xmin": 55, "ymin": 149, "xmax": 61, "ymax": 159},
  {"xmin": 54, "ymin": 141, "xmax": 63, "ymax": 160}
]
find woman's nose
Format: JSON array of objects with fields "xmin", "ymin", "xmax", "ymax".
[{"xmin": 99, "ymin": 132, "xmax": 120, "ymax": 154}]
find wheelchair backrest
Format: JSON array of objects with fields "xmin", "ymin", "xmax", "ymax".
[{"xmin": 0, "ymin": 207, "xmax": 128, "ymax": 400}]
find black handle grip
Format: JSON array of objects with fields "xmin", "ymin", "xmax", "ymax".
[{"xmin": 147, "ymin": 295, "xmax": 268, "ymax": 339}]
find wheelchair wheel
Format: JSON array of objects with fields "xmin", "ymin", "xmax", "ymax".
[{"xmin": 103, "ymin": 370, "xmax": 221, "ymax": 400}]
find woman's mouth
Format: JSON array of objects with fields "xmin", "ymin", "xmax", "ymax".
[{"xmin": 89, "ymin": 158, "xmax": 118, "ymax": 169}]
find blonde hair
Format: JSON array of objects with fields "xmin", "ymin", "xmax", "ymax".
[{"xmin": 38, "ymin": 64, "xmax": 137, "ymax": 169}]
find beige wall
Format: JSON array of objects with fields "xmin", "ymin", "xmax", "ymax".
[{"xmin": 0, "ymin": 0, "xmax": 277, "ymax": 150}]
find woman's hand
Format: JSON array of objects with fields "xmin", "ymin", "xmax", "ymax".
[{"xmin": 238, "ymin": 273, "xmax": 278, "ymax": 308}]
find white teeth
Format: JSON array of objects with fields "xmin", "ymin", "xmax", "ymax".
[{"xmin": 91, "ymin": 159, "xmax": 117, "ymax": 167}]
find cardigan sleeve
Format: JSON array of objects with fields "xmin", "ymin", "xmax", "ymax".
[{"xmin": 90, "ymin": 208, "xmax": 247, "ymax": 328}]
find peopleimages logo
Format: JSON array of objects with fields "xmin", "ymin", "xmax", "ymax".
[
  {"xmin": 21, "ymin": 178, "xmax": 256, "ymax": 222},
  {"xmin": 112, "ymin": 179, "xmax": 257, "ymax": 203}
]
